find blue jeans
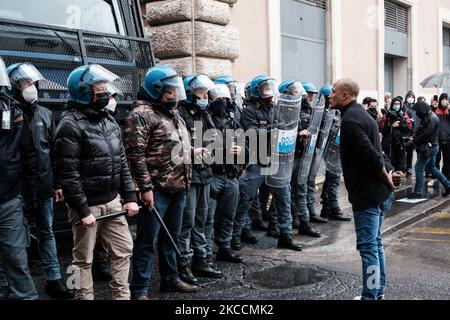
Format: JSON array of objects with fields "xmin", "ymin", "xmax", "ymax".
[
  {"xmin": 206, "ymin": 175, "xmax": 239, "ymax": 254},
  {"xmin": 234, "ymin": 165, "xmax": 293, "ymax": 235},
  {"xmin": 131, "ymin": 190, "xmax": 186, "ymax": 294},
  {"xmin": 414, "ymin": 146, "xmax": 450, "ymax": 196},
  {"xmin": 0, "ymin": 197, "xmax": 38, "ymax": 300},
  {"xmin": 291, "ymin": 158, "xmax": 316, "ymax": 221},
  {"xmin": 0, "ymin": 198, "xmax": 62, "ymax": 282},
  {"xmin": 353, "ymin": 194, "xmax": 394, "ymax": 300},
  {"xmin": 178, "ymin": 183, "xmax": 210, "ymax": 265},
  {"xmin": 34, "ymin": 198, "xmax": 62, "ymax": 281}
]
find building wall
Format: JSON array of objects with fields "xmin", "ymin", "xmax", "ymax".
[{"xmin": 229, "ymin": 0, "xmax": 270, "ymax": 84}]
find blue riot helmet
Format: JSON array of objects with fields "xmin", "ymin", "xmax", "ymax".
[
  {"xmin": 6, "ymin": 63, "xmax": 45, "ymax": 103},
  {"xmin": 301, "ymin": 81, "xmax": 318, "ymax": 104},
  {"xmin": 215, "ymin": 75, "xmax": 239, "ymax": 100},
  {"xmin": 67, "ymin": 64, "xmax": 121, "ymax": 105},
  {"xmin": 279, "ymin": 80, "xmax": 306, "ymax": 97},
  {"xmin": 209, "ymin": 83, "xmax": 232, "ymax": 115},
  {"xmin": 0, "ymin": 57, "xmax": 11, "ymax": 90},
  {"xmin": 141, "ymin": 65, "xmax": 186, "ymax": 105},
  {"xmin": 319, "ymin": 85, "xmax": 332, "ymax": 97},
  {"xmin": 250, "ymin": 75, "xmax": 277, "ymax": 100},
  {"xmin": 184, "ymin": 74, "xmax": 215, "ymax": 110},
  {"xmin": 301, "ymin": 82, "xmax": 318, "ymax": 94}
]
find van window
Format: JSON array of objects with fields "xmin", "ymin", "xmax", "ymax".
[{"xmin": 0, "ymin": 0, "xmax": 126, "ymax": 35}]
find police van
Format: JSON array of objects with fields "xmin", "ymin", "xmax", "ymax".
[{"xmin": 0, "ymin": 0, "xmax": 156, "ymax": 237}]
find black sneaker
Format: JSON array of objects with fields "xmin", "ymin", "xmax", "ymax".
[
  {"xmin": 45, "ymin": 279, "xmax": 74, "ymax": 300},
  {"xmin": 443, "ymin": 187, "xmax": 450, "ymax": 197},
  {"xmin": 408, "ymin": 193, "xmax": 427, "ymax": 200}
]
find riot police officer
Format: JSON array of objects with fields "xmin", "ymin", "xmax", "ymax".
[
  {"xmin": 124, "ymin": 66, "xmax": 200, "ymax": 300},
  {"xmin": 0, "ymin": 57, "xmax": 38, "ymax": 300},
  {"xmin": 5, "ymin": 62, "xmax": 73, "ymax": 299},
  {"xmin": 177, "ymin": 74, "xmax": 223, "ymax": 283},
  {"xmin": 231, "ymin": 75, "xmax": 302, "ymax": 252}
]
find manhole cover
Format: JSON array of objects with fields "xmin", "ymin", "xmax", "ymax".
[{"xmin": 249, "ymin": 264, "xmax": 331, "ymax": 289}]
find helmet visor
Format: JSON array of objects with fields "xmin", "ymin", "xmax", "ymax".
[
  {"xmin": 83, "ymin": 64, "xmax": 122, "ymax": 96},
  {"xmin": 287, "ymin": 81, "xmax": 306, "ymax": 98},
  {"xmin": 190, "ymin": 75, "xmax": 215, "ymax": 92},
  {"xmin": 227, "ymin": 81, "xmax": 238, "ymax": 99},
  {"xmin": 0, "ymin": 58, "xmax": 11, "ymax": 89},
  {"xmin": 160, "ymin": 75, "xmax": 186, "ymax": 102},
  {"xmin": 209, "ymin": 84, "xmax": 231, "ymax": 101},
  {"xmin": 258, "ymin": 79, "xmax": 277, "ymax": 99},
  {"xmin": 10, "ymin": 64, "xmax": 44, "ymax": 87}
]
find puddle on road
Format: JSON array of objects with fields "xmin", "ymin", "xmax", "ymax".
[{"xmin": 249, "ymin": 264, "xmax": 331, "ymax": 289}]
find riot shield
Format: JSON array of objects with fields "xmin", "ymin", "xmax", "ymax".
[
  {"xmin": 265, "ymin": 93, "xmax": 302, "ymax": 188},
  {"xmin": 309, "ymin": 108, "xmax": 335, "ymax": 179},
  {"xmin": 324, "ymin": 110, "xmax": 343, "ymax": 175},
  {"xmin": 296, "ymin": 95, "xmax": 326, "ymax": 185}
]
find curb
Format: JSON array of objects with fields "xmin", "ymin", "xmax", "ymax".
[{"xmin": 382, "ymin": 196, "xmax": 450, "ymax": 237}]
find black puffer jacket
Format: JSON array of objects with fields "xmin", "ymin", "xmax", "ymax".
[
  {"xmin": 0, "ymin": 95, "xmax": 24, "ymax": 204},
  {"xmin": 55, "ymin": 103, "xmax": 137, "ymax": 219},
  {"xmin": 19, "ymin": 103, "xmax": 56, "ymax": 205}
]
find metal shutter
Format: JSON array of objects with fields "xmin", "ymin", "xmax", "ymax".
[
  {"xmin": 300, "ymin": 0, "xmax": 326, "ymax": 10},
  {"xmin": 385, "ymin": 1, "xmax": 408, "ymax": 34},
  {"xmin": 444, "ymin": 27, "xmax": 450, "ymax": 48}
]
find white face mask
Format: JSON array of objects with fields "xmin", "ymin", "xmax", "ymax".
[
  {"xmin": 407, "ymin": 97, "xmax": 414, "ymax": 104},
  {"xmin": 104, "ymin": 98, "xmax": 117, "ymax": 113},
  {"xmin": 22, "ymin": 84, "xmax": 38, "ymax": 104}
]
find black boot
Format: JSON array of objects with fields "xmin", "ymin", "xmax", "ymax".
[
  {"xmin": 241, "ymin": 228, "xmax": 258, "ymax": 244},
  {"xmin": 92, "ymin": 261, "xmax": 112, "ymax": 282},
  {"xmin": 45, "ymin": 279, "xmax": 74, "ymax": 300},
  {"xmin": 320, "ymin": 205, "xmax": 331, "ymax": 218},
  {"xmin": 206, "ymin": 255, "xmax": 219, "ymax": 270},
  {"xmin": 179, "ymin": 265, "xmax": 199, "ymax": 285},
  {"xmin": 231, "ymin": 235, "xmax": 242, "ymax": 251},
  {"xmin": 298, "ymin": 220, "xmax": 321, "ymax": 238},
  {"xmin": 252, "ymin": 218, "xmax": 267, "ymax": 231},
  {"xmin": 310, "ymin": 214, "xmax": 328, "ymax": 224},
  {"xmin": 277, "ymin": 233, "xmax": 303, "ymax": 251},
  {"xmin": 216, "ymin": 248, "xmax": 243, "ymax": 263},
  {"xmin": 329, "ymin": 208, "xmax": 352, "ymax": 222},
  {"xmin": 192, "ymin": 257, "xmax": 223, "ymax": 279},
  {"xmin": 266, "ymin": 223, "xmax": 280, "ymax": 238}
]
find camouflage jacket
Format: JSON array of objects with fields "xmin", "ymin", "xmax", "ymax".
[{"xmin": 124, "ymin": 100, "xmax": 192, "ymax": 194}]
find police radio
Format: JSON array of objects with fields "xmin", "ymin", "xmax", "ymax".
[{"xmin": 0, "ymin": 99, "xmax": 12, "ymax": 132}]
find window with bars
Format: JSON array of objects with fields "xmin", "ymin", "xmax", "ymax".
[
  {"xmin": 385, "ymin": 1, "xmax": 408, "ymax": 34},
  {"xmin": 298, "ymin": 0, "xmax": 326, "ymax": 10},
  {"xmin": 444, "ymin": 27, "xmax": 450, "ymax": 48}
]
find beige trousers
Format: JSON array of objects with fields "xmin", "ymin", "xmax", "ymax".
[{"xmin": 68, "ymin": 196, "xmax": 133, "ymax": 300}]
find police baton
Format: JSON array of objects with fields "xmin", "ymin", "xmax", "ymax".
[
  {"xmin": 151, "ymin": 206, "xmax": 182, "ymax": 259},
  {"xmin": 75, "ymin": 206, "xmax": 142, "ymax": 226}
]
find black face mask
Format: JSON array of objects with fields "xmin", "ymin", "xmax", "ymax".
[
  {"xmin": 93, "ymin": 92, "xmax": 110, "ymax": 110},
  {"xmin": 163, "ymin": 101, "xmax": 178, "ymax": 110},
  {"xmin": 210, "ymin": 99, "xmax": 228, "ymax": 115},
  {"xmin": 368, "ymin": 108, "xmax": 378, "ymax": 114}
]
